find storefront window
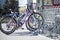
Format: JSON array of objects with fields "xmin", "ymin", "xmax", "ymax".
[
  {"xmin": 52, "ymin": 0, "xmax": 60, "ymax": 6},
  {"xmin": 44, "ymin": 0, "xmax": 52, "ymax": 5},
  {"xmin": 37, "ymin": 0, "xmax": 40, "ymax": 3}
]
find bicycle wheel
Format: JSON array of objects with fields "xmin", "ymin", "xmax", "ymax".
[
  {"xmin": 0, "ymin": 17, "xmax": 17, "ymax": 35},
  {"xmin": 27, "ymin": 13, "xmax": 44, "ymax": 31}
]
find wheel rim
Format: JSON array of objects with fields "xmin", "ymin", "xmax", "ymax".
[
  {"xmin": 28, "ymin": 14, "xmax": 43, "ymax": 29},
  {"xmin": 1, "ymin": 17, "xmax": 16, "ymax": 32}
]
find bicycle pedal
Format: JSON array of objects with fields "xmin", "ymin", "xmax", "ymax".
[{"xmin": 21, "ymin": 28, "xmax": 24, "ymax": 30}]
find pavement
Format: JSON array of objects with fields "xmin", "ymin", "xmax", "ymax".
[{"xmin": 0, "ymin": 23, "xmax": 54, "ymax": 40}]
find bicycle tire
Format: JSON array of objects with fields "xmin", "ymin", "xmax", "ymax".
[
  {"xmin": 27, "ymin": 12, "xmax": 44, "ymax": 31},
  {"xmin": 0, "ymin": 17, "xmax": 17, "ymax": 35}
]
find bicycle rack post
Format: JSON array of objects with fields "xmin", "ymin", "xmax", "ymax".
[
  {"xmin": 33, "ymin": 20, "xmax": 41, "ymax": 35},
  {"xmin": 38, "ymin": 20, "xmax": 41, "ymax": 34}
]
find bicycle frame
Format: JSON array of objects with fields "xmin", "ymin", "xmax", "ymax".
[
  {"xmin": 20, "ymin": 8, "xmax": 32, "ymax": 24},
  {"xmin": 12, "ymin": 6, "xmax": 34, "ymax": 27}
]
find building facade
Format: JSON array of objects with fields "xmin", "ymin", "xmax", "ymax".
[
  {"xmin": 36, "ymin": 0, "xmax": 60, "ymax": 24},
  {"xmin": 0, "ymin": 0, "xmax": 5, "ymax": 9}
]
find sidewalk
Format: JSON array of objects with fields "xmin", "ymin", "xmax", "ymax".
[{"xmin": 0, "ymin": 24, "xmax": 54, "ymax": 40}]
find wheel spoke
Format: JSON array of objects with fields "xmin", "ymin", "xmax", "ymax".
[
  {"xmin": 1, "ymin": 17, "xmax": 16, "ymax": 32},
  {"xmin": 29, "ymin": 14, "xmax": 43, "ymax": 29}
]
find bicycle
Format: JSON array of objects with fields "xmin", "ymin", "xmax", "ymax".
[{"xmin": 0, "ymin": 5, "xmax": 44, "ymax": 35}]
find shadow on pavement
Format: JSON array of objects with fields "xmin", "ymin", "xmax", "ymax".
[{"xmin": 10, "ymin": 31, "xmax": 38, "ymax": 36}]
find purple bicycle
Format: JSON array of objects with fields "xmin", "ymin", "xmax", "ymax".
[{"xmin": 0, "ymin": 5, "xmax": 44, "ymax": 35}]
